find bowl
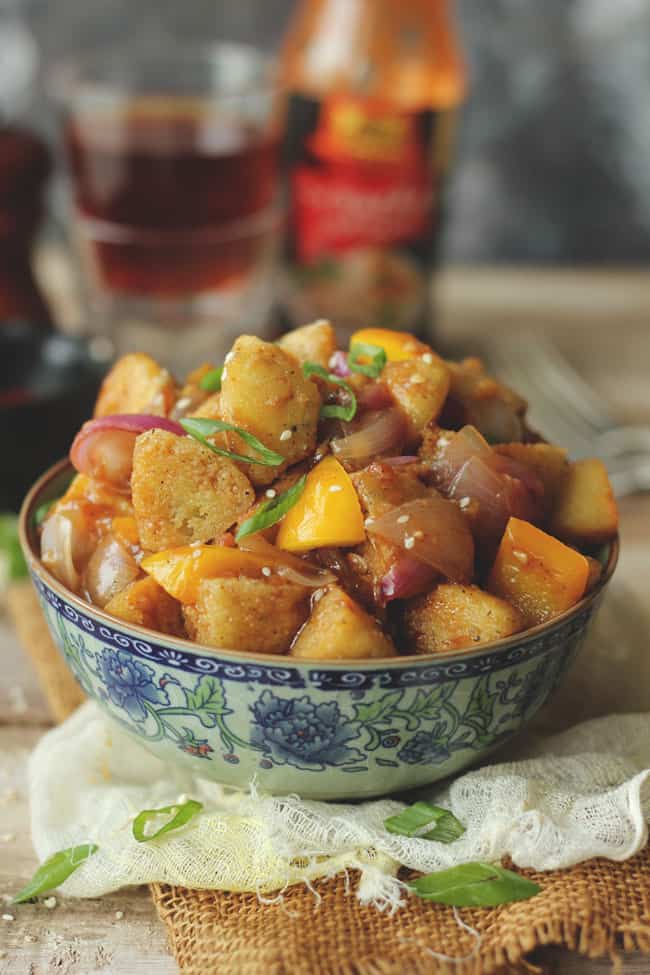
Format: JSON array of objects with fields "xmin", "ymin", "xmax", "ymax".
[
  {"xmin": 0, "ymin": 322, "xmax": 110, "ymax": 510},
  {"xmin": 19, "ymin": 460, "xmax": 618, "ymax": 800}
]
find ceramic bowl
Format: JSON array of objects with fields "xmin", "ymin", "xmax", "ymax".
[{"xmin": 20, "ymin": 460, "xmax": 618, "ymax": 800}]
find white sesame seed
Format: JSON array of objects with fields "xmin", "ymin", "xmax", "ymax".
[
  {"xmin": 513, "ymin": 549, "xmax": 529, "ymax": 564},
  {"xmin": 329, "ymin": 485, "xmax": 343, "ymax": 493},
  {"xmin": 404, "ymin": 536, "xmax": 415, "ymax": 550},
  {"xmin": 261, "ymin": 567, "xmax": 272, "ymax": 577},
  {"xmin": 279, "ymin": 430, "xmax": 292, "ymax": 442},
  {"xmin": 410, "ymin": 374, "xmax": 425, "ymax": 385},
  {"xmin": 190, "ymin": 540, "xmax": 202, "ymax": 548},
  {"xmin": 459, "ymin": 496, "xmax": 471, "ymax": 509},
  {"xmin": 265, "ymin": 489, "xmax": 277, "ymax": 499},
  {"xmin": 115, "ymin": 911, "xmax": 124, "ymax": 920},
  {"xmin": 43, "ymin": 896, "xmax": 57, "ymax": 909},
  {"xmin": 422, "ymin": 353, "xmax": 434, "ymax": 364},
  {"xmin": 364, "ymin": 517, "xmax": 375, "ymax": 528},
  {"xmin": 175, "ymin": 396, "xmax": 192, "ymax": 412},
  {"xmin": 2, "ymin": 914, "xmax": 14, "ymax": 922},
  {"xmin": 224, "ymin": 351, "xmax": 234, "ymax": 364},
  {"xmin": 396, "ymin": 514, "xmax": 410, "ymax": 524},
  {"xmin": 413, "ymin": 530, "xmax": 424, "ymax": 539}
]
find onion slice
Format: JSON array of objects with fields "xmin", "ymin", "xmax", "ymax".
[
  {"xmin": 331, "ymin": 408, "xmax": 407, "ymax": 470},
  {"xmin": 381, "ymin": 556, "xmax": 437, "ymax": 602},
  {"xmin": 237, "ymin": 533, "xmax": 336, "ymax": 588},
  {"xmin": 368, "ymin": 495, "xmax": 475, "ymax": 583},
  {"xmin": 84, "ymin": 534, "xmax": 140, "ymax": 608},
  {"xmin": 328, "ymin": 350, "xmax": 351, "ymax": 378},
  {"xmin": 70, "ymin": 414, "xmax": 185, "ymax": 488}
]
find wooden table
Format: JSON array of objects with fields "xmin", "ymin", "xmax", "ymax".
[{"xmin": 1, "ymin": 265, "xmax": 649, "ymax": 974}]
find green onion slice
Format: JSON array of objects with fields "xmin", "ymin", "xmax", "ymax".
[
  {"xmin": 180, "ymin": 418, "xmax": 284, "ymax": 468},
  {"xmin": 384, "ymin": 801, "xmax": 465, "ymax": 844},
  {"xmin": 132, "ymin": 799, "xmax": 203, "ymax": 843},
  {"xmin": 348, "ymin": 342, "xmax": 387, "ymax": 378},
  {"xmin": 13, "ymin": 843, "xmax": 99, "ymax": 903},
  {"xmin": 410, "ymin": 862, "xmax": 541, "ymax": 907},
  {"xmin": 236, "ymin": 476, "xmax": 307, "ymax": 541},
  {"xmin": 34, "ymin": 499, "xmax": 56, "ymax": 527},
  {"xmin": 198, "ymin": 367, "xmax": 223, "ymax": 393},
  {"xmin": 303, "ymin": 361, "xmax": 357, "ymax": 422},
  {"xmin": 0, "ymin": 512, "xmax": 28, "ymax": 581}
]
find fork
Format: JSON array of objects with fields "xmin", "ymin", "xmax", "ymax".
[{"xmin": 481, "ymin": 332, "xmax": 650, "ymax": 497}]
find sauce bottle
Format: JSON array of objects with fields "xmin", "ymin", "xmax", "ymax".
[{"xmin": 280, "ymin": 0, "xmax": 466, "ymax": 341}]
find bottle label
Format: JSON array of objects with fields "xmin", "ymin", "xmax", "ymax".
[{"xmin": 283, "ymin": 93, "xmax": 454, "ymax": 335}]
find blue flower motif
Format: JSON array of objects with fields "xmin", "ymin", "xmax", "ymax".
[
  {"xmin": 397, "ymin": 730, "xmax": 452, "ymax": 766},
  {"xmin": 250, "ymin": 690, "xmax": 363, "ymax": 770},
  {"xmin": 99, "ymin": 648, "xmax": 169, "ymax": 723}
]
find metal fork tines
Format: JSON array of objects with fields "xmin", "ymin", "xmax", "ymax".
[{"xmin": 482, "ymin": 332, "xmax": 650, "ymax": 497}]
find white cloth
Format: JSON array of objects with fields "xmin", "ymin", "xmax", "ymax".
[{"xmin": 28, "ymin": 702, "xmax": 650, "ymax": 909}]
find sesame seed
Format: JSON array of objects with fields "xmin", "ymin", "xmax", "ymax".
[
  {"xmin": 190, "ymin": 540, "xmax": 202, "ymax": 548},
  {"xmin": 459, "ymin": 496, "xmax": 471, "ymax": 509},
  {"xmin": 265, "ymin": 489, "xmax": 277, "ymax": 499},
  {"xmin": 2, "ymin": 914, "xmax": 14, "ymax": 922},
  {"xmin": 175, "ymin": 396, "xmax": 192, "ymax": 412},
  {"xmin": 404, "ymin": 536, "xmax": 415, "ymax": 550},
  {"xmin": 364, "ymin": 517, "xmax": 375, "ymax": 528},
  {"xmin": 43, "ymin": 896, "xmax": 57, "ymax": 909},
  {"xmin": 115, "ymin": 911, "xmax": 124, "ymax": 920},
  {"xmin": 410, "ymin": 375, "xmax": 425, "ymax": 385},
  {"xmin": 413, "ymin": 530, "xmax": 424, "ymax": 539},
  {"xmin": 279, "ymin": 430, "xmax": 292, "ymax": 442},
  {"xmin": 262, "ymin": 567, "xmax": 272, "ymax": 577},
  {"xmin": 513, "ymin": 549, "xmax": 529, "ymax": 564},
  {"xmin": 422, "ymin": 353, "xmax": 434, "ymax": 364},
  {"xmin": 396, "ymin": 515, "xmax": 410, "ymax": 524},
  {"xmin": 329, "ymin": 484, "xmax": 342, "ymax": 493}
]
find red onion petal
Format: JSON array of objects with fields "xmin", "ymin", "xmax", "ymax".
[
  {"xmin": 331, "ymin": 408, "xmax": 407, "ymax": 469},
  {"xmin": 328, "ymin": 350, "xmax": 351, "ymax": 377},
  {"xmin": 70, "ymin": 414, "xmax": 186, "ymax": 486},
  {"xmin": 381, "ymin": 556, "xmax": 436, "ymax": 602}
]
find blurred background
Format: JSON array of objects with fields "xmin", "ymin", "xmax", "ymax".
[{"xmin": 16, "ymin": 0, "xmax": 650, "ymax": 265}]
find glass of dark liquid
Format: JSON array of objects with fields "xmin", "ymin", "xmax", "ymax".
[{"xmin": 55, "ymin": 44, "xmax": 281, "ymax": 371}]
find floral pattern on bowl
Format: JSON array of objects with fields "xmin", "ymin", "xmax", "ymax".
[{"xmin": 20, "ymin": 461, "xmax": 616, "ymax": 800}]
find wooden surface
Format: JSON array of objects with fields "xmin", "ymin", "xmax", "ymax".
[{"xmin": 1, "ymin": 264, "xmax": 649, "ymax": 974}]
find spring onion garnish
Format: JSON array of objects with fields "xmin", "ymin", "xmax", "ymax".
[
  {"xmin": 180, "ymin": 418, "xmax": 284, "ymax": 468},
  {"xmin": 303, "ymin": 362, "xmax": 357, "ymax": 422},
  {"xmin": 0, "ymin": 513, "xmax": 27, "ymax": 582},
  {"xmin": 348, "ymin": 342, "xmax": 387, "ymax": 379},
  {"xmin": 236, "ymin": 476, "xmax": 307, "ymax": 541},
  {"xmin": 384, "ymin": 801, "xmax": 465, "ymax": 844},
  {"xmin": 132, "ymin": 799, "xmax": 203, "ymax": 843},
  {"xmin": 410, "ymin": 862, "xmax": 541, "ymax": 907},
  {"xmin": 13, "ymin": 843, "xmax": 99, "ymax": 903},
  {"xmin": 34, "ymin": 499, "xmax": 56, "ymax": 526},
  {"xmin": 199, "ymin": 367, "xmax": 224, "ymax": 393}
]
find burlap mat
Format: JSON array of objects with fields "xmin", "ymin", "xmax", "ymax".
[{"xmin": 8, "ymin": 579, "xmax": 650, "ymax": 974}]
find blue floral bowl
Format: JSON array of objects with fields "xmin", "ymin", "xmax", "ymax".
[{"xmin": 20, "ymin": 461, "xmax": 618, "ymax": 800}]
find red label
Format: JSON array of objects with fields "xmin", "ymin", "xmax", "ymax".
[{"xmin": 291, "ymin": 96, "xmax": 435, "ymax": 262}]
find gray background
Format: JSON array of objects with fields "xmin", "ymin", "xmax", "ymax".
[{"xmin": 16, "ymin": 0, "xmax": 650, "ymax": 264}]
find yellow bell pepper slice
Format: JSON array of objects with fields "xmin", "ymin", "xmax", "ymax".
[
  {"xmin": 111, "ymin": 515, "xmax": 140, "ymax": 549},
  {"xmin": 488, "ymin": 516, "xmax": 589, "ymax": 626},
  {"xmin": 350, "ymin": 328, "xmax": 434, "ymax": 363},
  {"xmin": 276, "ymin": 455, "xmax": 365, "ymax": 553},
  {"xmin": 141, "ymin": 545, "xmax": 271, "ymax": 604}
]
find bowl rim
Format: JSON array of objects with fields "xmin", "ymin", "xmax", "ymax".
[{"xmin": 19, "ymin": 458, "xmax": 619, "ymax": 670}]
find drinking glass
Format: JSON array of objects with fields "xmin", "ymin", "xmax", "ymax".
[{"xmin": 55, "ymin": 43, "xmax": 282, "ymax": 372}]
